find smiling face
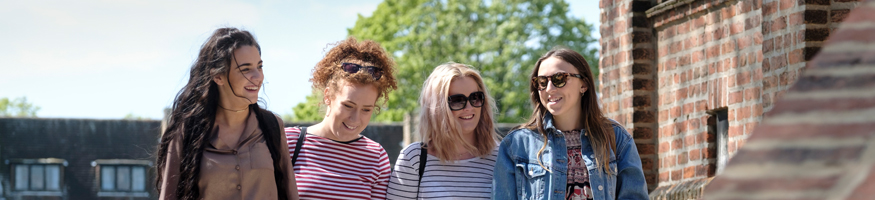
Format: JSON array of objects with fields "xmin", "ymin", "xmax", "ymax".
[
  {"xmin": 214, "ymin": 45, "xmax": 263, "ymax": 107},
  {"xmin": 324, "ymin": 79, "xmax": 379, "ymax": 137},
  {"xmin": 537, "ymin": 57, "xmax": 586, "ymax": 119},
  {"xmin": 448, "ymin": 76, "xmax": 482, "ymax": 136}
]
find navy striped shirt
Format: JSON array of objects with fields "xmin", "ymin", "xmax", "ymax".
[{"xmin": 387, "ymin": 142, "xmax": 497, "ymax": 199}]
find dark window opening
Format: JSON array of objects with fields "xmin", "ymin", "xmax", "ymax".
[{"xmin": 707, "ymin": 109, "xmax": 729, "ymax": 176}]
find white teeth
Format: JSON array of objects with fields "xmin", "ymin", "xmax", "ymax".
[
  {"xmin": 460, "ymin": 115, "xmax": 474, "ymax": 119},
  {"xmin": 245, "ymin": 86, "xmax": 259, "ymax": 90},
  {"xmin": 548, "ymin": 97, "xmax": 562, "ymax": 102},
  {"xmin": 343, "ymin": 122, "xmax": 357, "ymax": 129}
]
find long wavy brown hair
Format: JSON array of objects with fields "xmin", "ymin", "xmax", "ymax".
[
  {"xmin": 520, "ymin": 48, "xmax": 617, "ymax": 173},
  {"xmin": 154, "ymin": 28, "xmax": 288, "ymax": 200}
]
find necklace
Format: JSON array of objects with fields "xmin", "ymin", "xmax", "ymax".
[{"xmin": 218, "ymin": 105, "xmax": 249, "ymax": 113}]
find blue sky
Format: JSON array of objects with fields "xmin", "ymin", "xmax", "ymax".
[{"xmin": 0, "ymin": 0, "xmax": 600, "ymax": 120}]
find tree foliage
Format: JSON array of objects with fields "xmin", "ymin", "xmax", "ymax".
[
  {"xmin": 288, "ymin": 91, "xmax": 324, "ymax": 122},
  {"xmin": 292, "ymin": 0, "xmax": 597, "ymax": 123},
  {"xmin": 0, "ymin": 97, "xmax": 41, "ymax": 117},
  {"xmin": 123, "ymin": 113, "xmax": 150, "ymax": 120}
]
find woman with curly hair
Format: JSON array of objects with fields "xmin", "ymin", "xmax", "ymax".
[
  {"xmin": 156, "ymin": 27, "xmax": 298, "ymax": 200},
  {"xmin": 386, "ymin": 63, "xmax": 500, "ymax": 199},
  {"xmin": 285, "ymin": 37, "xmax": 398, "ymax": 199},
  {"xmin": 492, "ymin": 48, "xmax": 647, "ymax": 200}
]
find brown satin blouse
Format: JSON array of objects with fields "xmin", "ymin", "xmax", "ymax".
[{"xmin": 159, "ymin": 111, "xmax": 298, "ymax": 200}]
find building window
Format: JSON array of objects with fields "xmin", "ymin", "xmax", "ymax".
[
  {"xmin": 707, "ymin": 109, "xmax": 729, "ymax": 175},
  {"xmin": 100, "ymin": 165, "xmax": 147, "ymax": 192},
  {"xmin": 93, "ymin": 159, "xmax": 151, "ymax": 197},
  {"xmin": 6, "ymin": 158, "xmax": 66, "ymax": 196},
  {"xmin": 14, "ymin": 164, "xmax": 63, "ymax": 191}
]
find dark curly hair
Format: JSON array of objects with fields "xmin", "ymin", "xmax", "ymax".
[{"xmin": 311, "ymin": 37, "xmax": 397, "ymax": 108}]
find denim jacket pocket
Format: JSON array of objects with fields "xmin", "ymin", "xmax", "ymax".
[{"xmin": 515, "ymin": 162, "xmax": 548, "ymax": 199}]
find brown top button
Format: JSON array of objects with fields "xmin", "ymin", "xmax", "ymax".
[
  {"xmin": 235, "ymin": 165, "xmax": 240, "ymax": 170},
  {"xmin": 237, "ymin": 185, "xmax": 242, "ymax": 190},
  {"xmin": 232, "ymin": 150, "xmax": 237, "ymax": 155}
]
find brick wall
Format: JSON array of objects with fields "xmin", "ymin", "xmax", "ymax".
[
  {"xmin": 598, "ymin": 0, "xmax": 862, "ymax": 199},
  {"xmin": 705, "ymin": 0, "xmax": 875, "ymax": 198},
  {"xmin": 761, "ymin": 0, "xmax": 862, "ymax": 114},
  {"xmin": 600, "ymin": 0, "xmax": 660, "ymax": 190},
  {"xmin": 649, "ymin": 0, "xmax": 765, "ymax": 188}
]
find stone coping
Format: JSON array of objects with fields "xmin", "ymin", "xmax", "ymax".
[{"xmin": 646, "ymin": 0, "xmax": 735, "ymax": 28}]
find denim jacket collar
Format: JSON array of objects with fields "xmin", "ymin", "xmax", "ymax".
[
  {"xmin": 543, "ymin": 113, "xmax": 583, "ymax": 136},
  {"xmin": 543, "ymin": 113, "xmax": 557, "ymax": 134}
]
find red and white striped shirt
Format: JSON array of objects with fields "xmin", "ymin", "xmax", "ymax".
[{"xmin": 285, "ymin": 127, "xmax": 391, "ymax": 200}]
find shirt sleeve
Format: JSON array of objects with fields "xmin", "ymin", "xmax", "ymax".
[
  {"xmin": 159, "ymin": 134, "xmax": 182, "ymax": 200},
  {"xmin": 387, "ymin": 143, "xmax": 421, "ymax": 200},
  {"xmin": 371, "ymin": 147, "xmax": 392, "ymax": 200}
]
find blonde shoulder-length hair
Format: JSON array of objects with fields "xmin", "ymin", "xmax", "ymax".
[{"xmin": 418, "ymin": 62, "xmax": 500, "ymax": 162}]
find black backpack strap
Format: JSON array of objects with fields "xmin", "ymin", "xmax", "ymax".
[
  {"xmin": 417, "ymin": 143, "xmax": 427, "ymax": 198},
  {"xmin": 254, "ymin": 108, "xmax": 288, "ymax": 200},
  {"xmin": 291, "ymin": 126, "xmax": 307, "ymax": 165}
]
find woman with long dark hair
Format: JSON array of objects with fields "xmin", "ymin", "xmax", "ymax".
[
  {"xmin": 492, "ymin": 48, "xmax": 647, "ymax": 200},
  {"xmin": 155, "ymin": 27, "xmax": 298, "ymax": 200}
]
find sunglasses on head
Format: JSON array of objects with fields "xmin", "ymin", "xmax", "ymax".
[
  {"xmin": 340, "ymin": 63, "xmax": 383, "ymax": 80},
  {"xmin": 447, "ymin": 91, "xmax": 485, "ymax": 111},
  {"xmin": 532, "ymin": 72, "xmax": 584, "ymax": 91}
]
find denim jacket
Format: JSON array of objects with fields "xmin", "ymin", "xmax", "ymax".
[{"xmin": 492, "ymin": 113, "xmax": 648, "ymax": 200}]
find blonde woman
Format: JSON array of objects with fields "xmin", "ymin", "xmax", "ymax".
[{"xmin": 386, "ymin": 63, "xmax": 500, "ymax": 199}]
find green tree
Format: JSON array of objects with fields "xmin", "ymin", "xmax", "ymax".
[
  {"xmin": 0, "ymin": 97, "xmax": 41, "ymax": 117},
  {"xmin": 292, "ymin": 0, "xmax": 598, "ymax": 123},
  {"xmin": 123, "ymin": 113, "xmax": 150, "ymax": 120},
  {"xmin": 289, "ymin": 91, "xmax": 325, "ymax": 122}
]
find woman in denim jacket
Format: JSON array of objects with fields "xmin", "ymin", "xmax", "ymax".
[{"xmin": 492, "ymin": 48, "xmax": 648, "ymax": 200}]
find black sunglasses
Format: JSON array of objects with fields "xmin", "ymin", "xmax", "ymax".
[
  {"xmin": 448, "ymin": 91, "xmax": 485, "ymax": 111},
  {"xmin": 532, "ymin": 72, "xmax": 583, "ymax": 91},
  {"xmin": 340, "ymin": 63, "xmax": 383, "ymax": 80}
]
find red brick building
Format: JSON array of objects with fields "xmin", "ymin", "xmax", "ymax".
[
  {"xmin": 705, "ymin": 1, "xmax": 875, "ymax": 198},
  {"xmin": 597, "ymin": 0, "xmax": 863, "ymax": 198}
]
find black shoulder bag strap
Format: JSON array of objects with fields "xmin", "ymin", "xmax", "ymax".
[
  {"xmin": 417, "ymin": 143, "xmax": 428, "ymax": 198},
  {"xmin": 291, "ymin": 126, "xmax": 307, "ymax": 165}
]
